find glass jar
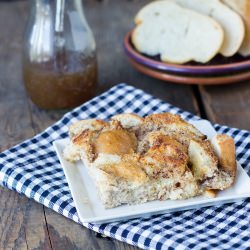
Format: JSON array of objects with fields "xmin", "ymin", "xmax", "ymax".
[{"xmin": 22, "ymin": 0, "xmax": 98, "ymax": 109}]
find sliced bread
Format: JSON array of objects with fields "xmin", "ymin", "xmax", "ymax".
[
  {"xmin": 222, "ymin": 0, "xmax": 250, "ymax": 56},
  {"xmin": 170, "ymin": 0, "xmax": 245, "ymax": 57},
  {"xmin": 132, "ymin": 1, "xmax": 224, "ymax": 64}
]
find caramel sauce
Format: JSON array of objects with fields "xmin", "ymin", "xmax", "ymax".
[
  {"xmin": 23, "ymin": 52, "xmax": 97, "ymax": 109},
  {"xmin": 95, "ymin": 130, "xmax": 137, "ymax": 155}
]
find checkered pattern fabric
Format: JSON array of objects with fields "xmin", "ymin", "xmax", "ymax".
[{"xmin": 0, "ymin": 84, "xmax": 249, "ymax": 250}]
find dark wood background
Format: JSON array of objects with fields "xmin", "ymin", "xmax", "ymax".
[{"xmin": 0, "ymin": 0, "xmax": 249, "ymax": 249}]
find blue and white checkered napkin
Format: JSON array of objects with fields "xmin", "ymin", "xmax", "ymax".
[{"xmin": 0, "ymin": 84, "xmax": 249, "ymax": 249}]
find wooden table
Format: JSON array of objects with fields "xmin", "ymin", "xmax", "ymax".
[{"xmin": 0, "ymin": 1, "xmax": 249, "ymax": 249}]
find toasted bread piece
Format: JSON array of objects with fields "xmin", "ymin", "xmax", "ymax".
[
  {"xmin": 188, "ymin": 134, "xmax": 236, "ymax": 190},
  {"xmin": 147, "ymin": 132, "xmax": 188, "ymax": 153},
  {"xmin": 171, "ymin": 0, "xmax": 245, "ymax": 56},
  {"xmin": 204, "ymin": 189, "xmax": 217, "ymax": 198},
  {"xmin": 203, "ymin": 171, "xmax": 234, "ymax": 190},
  {"xmin": 63, "ymin": 142, "xmax": 82, "ymax": 162},
  {"xmin": 222, "ymin": 0, "xmax": 250, "ymax": 56},
  {"xmin": 101, "ymin": 154, "xmax": 148, "ymax": 184},
  {"xmin": 188, "ymin": 140, "xmax": 218, "ymax": 181},
  {"xmin": 142, "ymin": 113, "xmax": 206, "ymax": 146},
  {"xmin": 209, "ymin": 134, "xmax": 237, "ymax": 188},
  {"xmin": 64, "ymin": 130, "xmax": 97, "ymax": 162},
  {"xmin": 111, "ymin": 113, "xmax": 143, "ymax": 128},
  {"xmin": 69, "ymin": 119, "xmax": 107, "ymax": 138},
  {"xmin": 133, "ymin": 1, "xmax": 224, "ymax": 63},
  {"xmin": 94, "ymin": 130, "xmax": 137, "ymax": 155},
  {"xmin": 141, "ymin": 136, "xmax": 188, "ymax": 178}
]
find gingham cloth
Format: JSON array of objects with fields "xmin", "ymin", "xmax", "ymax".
[{"xmin": 0, "ymin": 84, "xmax": 249, "ymax": 250}]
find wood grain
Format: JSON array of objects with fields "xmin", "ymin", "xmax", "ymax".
[
  {"xmin": 0, "ymin": 188, "xmax": 51, "ymax": 250},
  {"xmin": 44, "ymin": 207, "xmax": 138, "ymax": 250},
  {"xmin": 0, "ymin": 2, "xmax": 52, "ymax": 250},
  {"xmin": 199, "ymin": 83, "xmax": 250, "ymax": 130}
]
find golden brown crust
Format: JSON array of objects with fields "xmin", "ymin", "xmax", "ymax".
[
  {"xmin": 101, "ymin": 154, "xmax": 148, "ymax": 184},
  {"xmin": 145, "ymin": 113, "xmax": 185, "ymax": 126},
  {"xmin": 204, "ymin": 189, "xmax": 217, "ymax": 198},
  {"xmin": 69, "ymin": 119, "xmax": 107, "ymax": 138},
  {"xmin": 212, "ymin": 134, "xmax": 236, "ymax": 179},
  {"xmin": 142, "ymin": 113, "xmax": 206, "ymax": 144},
  {"xmin": 147, "ymin": 132, "xmax": 188, "ymax": 153},
  {"xmin": 73, "ymin": 130, "xmax": 97, "ymax": 162},
  {"xmin": 94, "ymin": 130, "xmax": 137, "ymax": 156},
  {"xmin": 141, "ymin": 135, "xmax": 188, "ymax": 178},
  {"xmin": 72, "ymin": 130, "xmax": 92, "ymax": 146},
  {"xmin": 111, "ymin": 113, "xmax": 143, "ymax": 124}
]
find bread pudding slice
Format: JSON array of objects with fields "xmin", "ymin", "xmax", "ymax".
[
  {"xmin": 188, "ymin": 134, "xmax": 236, "ymax": 190},
  {"xmin": 206, "ymin": 134, "xmax": 237, "ymax": 189},
  {"xmin": 63, "ymin": 113, "xmax": 236, "ymax": 208}
]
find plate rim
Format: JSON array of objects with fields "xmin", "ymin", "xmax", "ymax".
[
  {"xmin": 124, "ymin": 31, "xmax": 250, "ymax": 75},
  {"xmin": 129, "ymin": 58, "xmax": 250, "ymax": 85}
]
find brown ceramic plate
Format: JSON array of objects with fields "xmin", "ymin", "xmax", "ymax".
[
  {"xmin": 124, "ymin": 31, "xmax": 250, "ymax": 76},
  {"xmin": 129, "ymin": 58, "xmax": 250, "ymax": 85}
]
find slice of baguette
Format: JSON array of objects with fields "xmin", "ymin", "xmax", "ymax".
[
  {"xmin": 132, "ymin": 1, "xmax": 224, "ymax": 64},
  {"xmin": 170, "ymin": 0, "xmax": 245, "ymax": 57},
  {"xmin": 188, "ymin": 134, "xmax": 236, "ymax": 190},
  {"xmin": 222, "ymin": 0, "xmax": 250, "ymax": 56},
  {"xmin": 199, "ymin": 134, "xmax": 236, "ymax": 190}
]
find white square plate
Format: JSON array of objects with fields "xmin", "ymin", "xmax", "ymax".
[{"xmin": 53, "ymin": 120, "xmax": 250, "ymax": 224}]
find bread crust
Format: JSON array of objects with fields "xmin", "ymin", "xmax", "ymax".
[
  {"xmin": 211, "ymin": 134, "xmax": 237, "ymax": 181},
  {"xmin": 69, "ymin": 119, "xmax": 107, "ymax": 138},
  {"xmin": 204, "ymin": 189, "xmax": 217, "ymax": 198}
]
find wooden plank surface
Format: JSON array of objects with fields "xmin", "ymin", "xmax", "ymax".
[
  {"xmin": 199, "ymin": 83, "xmax": 250, "ymax": 130},
  {"xmin": 0, "ymin": 2, "xmax": 52, "ymax": 250},
  {"xmin": 0, "ymin": 0, "xmax": 249, "ymax": 250}
]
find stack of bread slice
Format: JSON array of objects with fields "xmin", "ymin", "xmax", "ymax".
[
  {"xmin": 132, "ymin": 0, "xmax": 250, "ymax": 64},
  {"xmin": 64, "ymin": 113, "xmax": 236, "ymax": 208},
  {"xmin": 222, "ymin": 0, "xmax": 250, "ymax": 56}
]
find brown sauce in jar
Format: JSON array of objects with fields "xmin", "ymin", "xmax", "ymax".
[{"xmin": 23, "ymin": 52, "xmax": 97, "ymax": 109}]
